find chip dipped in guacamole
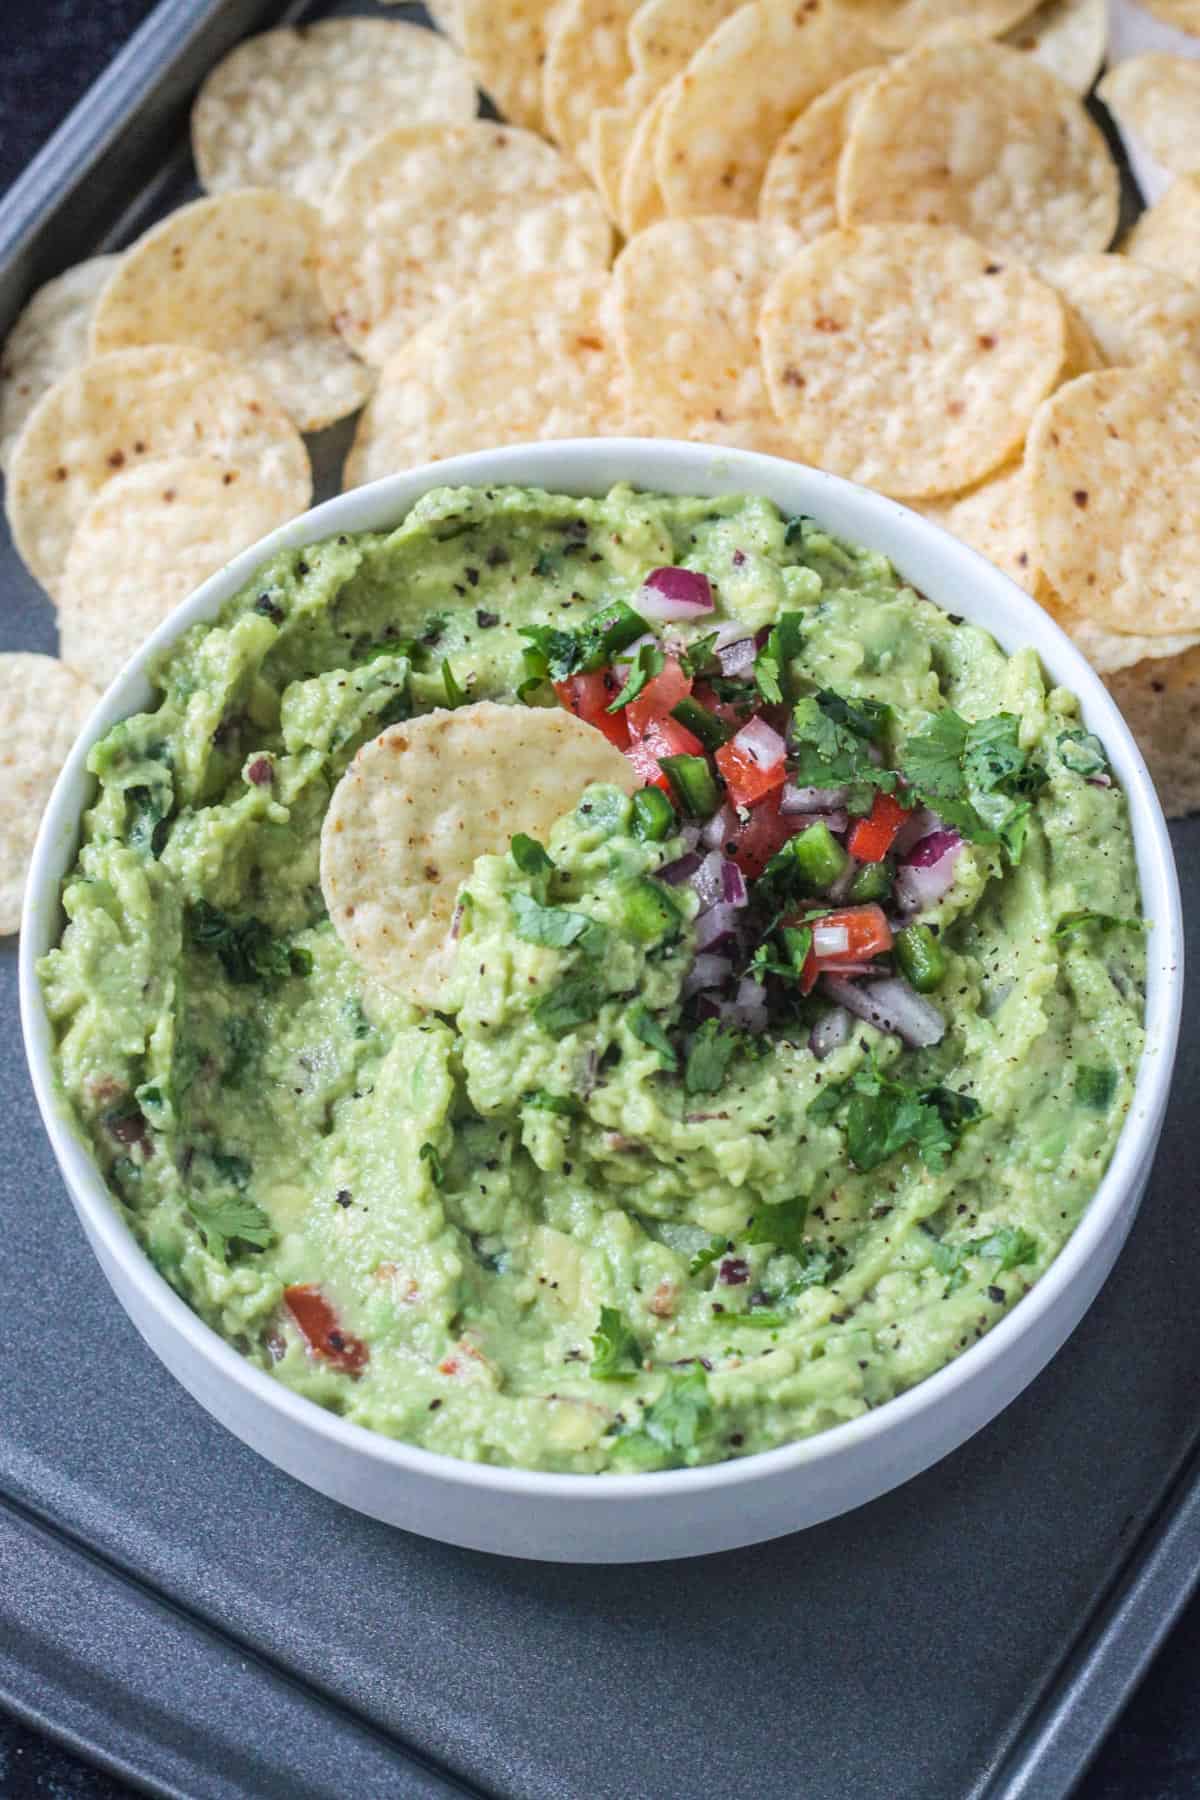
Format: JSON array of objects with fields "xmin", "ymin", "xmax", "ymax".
[{"xmin": 40, "ymin": 484, "xmax": 1146, "ymax": 1473}]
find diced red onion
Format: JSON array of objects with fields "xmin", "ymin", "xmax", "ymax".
[
  {"xmin": 677, "ymin": 822, "xmax": 702, "ymax": 852},
  {"xmin": 716, "ymin": 636, "xmax": 756, "ymax": 676},
  {"xmin": 701, "ymin": 803, "xmax": 737, "ymax": 851},
  {"xmin": 660, "ymin": 850, "xmax": 702, "ymax": 886},
  {"xmin": 720, "ymin": 978, "xmax": 768, "ymax": 1034},
  {"xmin": 637, "ymin": 566, "xmax": 714, "ymax": 621},
  {"xmin": 691, "ymin": 849, "xmax": 726, "ymax": 910},
  {"xmin": 683, "ymin": 953, "xmax": 732, "ymax": 997},
  {"xmin": 695, "ymin": 902, "xmax": 740, "ymax": 951},
  {"xmin": 809, "ymin": 1006, "xmax": 852, "ymax": 1060},
  {"xmin": 812, "ymin": 923, "xmax": 850, "ymax": 957},
  {"xmin": 1088, "ymin": 773, "xmax": 1113, "ymax": 789},
  {"xmin": 892, "ymin": 807, "xmax": 937, "ymax": 859},
  {"xmin": 822, "ymin": 974, "xmax": 945, "ymax": 1048},
  {"xmin": 904, "ymin": 828, "xmax": 961, "ymax": 869},
  {"xmin": 722, "ymin": 859, "xmax": 748, "ymax": 908},
  {"xmin": 894, "ymin": 832, "xmax": 962, "ymax": 914},
  {"xmin": 730, "ymin": 715, "xmax": 786, "ymax": 769},
  {"xmin": 449, "ymin": 900, "xmax": 465, "ymax": 940},
  {"xmin": 781, "ymin": 783, "xmax": 849, "ymax": 815},
  {"xmin": 825, "ymin": 858, "xmax": 857, "ymax": 903}
]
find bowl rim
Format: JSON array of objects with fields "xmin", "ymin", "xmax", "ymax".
[{"xmin": 20, "ymin": 437, "xmax": 1184, "ymax": 1504}]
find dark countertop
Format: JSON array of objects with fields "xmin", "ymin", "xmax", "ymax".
[{"xmin": 1, "ymin": 3, "xmax": 1198, "ymax": 1796}]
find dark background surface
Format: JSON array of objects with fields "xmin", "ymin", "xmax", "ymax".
[{"xmin": 1, "ymin": 3, "xmax": 1198, "ymax": 1797}]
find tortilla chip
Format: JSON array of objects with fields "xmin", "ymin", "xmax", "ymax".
[
  {"xmin": 1027, "ymin": 365, "xmax": 1200, "ymax": 636},
  {"xmin": 0, "ymin": 654, "xmax": 97, "ymax": 934},
  {"xmin": 459, "ymin": 0, "xmax": 556, "ymax": 133},
  {"xmin": 190, "ymin": 20, "xmax": 477, "ymax": 206},
  {"xmin": 1059, "ymin": 302, "xmax": 1107, "ymax": 377},
  {"xmin": 627, "ymin": 0, "xmax": 742, "ymax": 90},
  {"xmin": 543, "ymin": 0, "xmax": 639, "ymax": 168},
  {"xmin": 590, "ymin": 103, "xmax": 639, "ymax": 220},
  {"xmin": 1001, "ymin": 0, "xmax": 1108, "ymax": 95},
  {"xmin": 838, "ymin": 42, "xmax": 1120, "ymax": 263},
  {"xmin": 1104, "ymin": 644, "xmax": 1200, "ymax": 819},
  {"xmin": 88, "ymin": 191, "xmax": 372, "ymax": 434},
  {"xmin": 760, "ymin": 225, "xmax": 1068, "ymax": 499},
  {"xmin": 918, "ymin": 462, "xmax": 1040, "ymax": 595},
  {"xmin": 836, "ymin": 0, "xmax": 1040, "ymax": 48},
  {"xmin": 619, "ymin": 85, "xmax": 674, "ymax": 236},
  {"xmin": 1124, "ymin": 173, "xmax": 1200, "ymax": 290},
  {"xmin": 320, "ymin": 703, "xmax": 637, "ymax": 1007},
  {"xmin": 0, "ymin": 257, "xmax": 120, "ymax": 473},
  {"xmin": 6, "ymin": 345, "xmax": 311, "ymax": 597},
  {"xmin": 1042, "ymin": 582, "xmax": 1200, "ymax": 674},
  {"xmin": 758, "ymin": 70, "xmax": 883, "ymax": 243},
  {"xmin": 1043, "ymin": 253, "xmax": 1200, "ymax": 372},
  {"xmin": 343, "ymin": 274, "xmax": 623, "ymax": 489},
  {"xmin": 1135, "ymin": 0, "xmax": 1200, "ymax": 33},
  {"xmin": 1099, "ymin": 56, "xmax": 1200, "ymax": 181},
  {"xmin": 421, "ymin": 0, "xmax": 464, "ymax": 43},
  {"xmin": 58, "ymin": 457, "xmax": 299, "ymax": 690},
  {"xmin": 654, "ymin": 0, "xmax": 880, "ymax": 219},
  {"xmin": 318, "ymin": 122, "xmax": 612, "ymax": 369},
  {"xmin": 613, "ymin": 219, "xmax": 802, "ymax": 454}
]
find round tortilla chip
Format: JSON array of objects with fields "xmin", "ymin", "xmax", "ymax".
[
  {"xmin": 1137, "ymin": 0, "xmax": 1200, "ymax": 31},
  {"xmin": 654, "ymin": 0, "xmax": 880, "ymax": 220},
  {"xmin": 627, "ymin": 0, "xmax": 743, "ymax": 90},
  {"xmin": 1099, "ymin": 55, "xmax": 1200, "ymax": 181},
  {"xmin": 320, "ymin": 703, "xmax": 637, "ymax": 1007},
  {"xmin": 836, "ymin": 0, "xmax": 1039, "ymax": 48},
  {"xmin": 0, "ymin": 654, "xmax": 97, "ymax": 935},
  {"xmin": 318, "ymin": 123, "xmax": 612, "ymax": 368},
  {"xmin": 758, "ymin": 70, "xmax": 882, "ymax": 244},
  {"xmin": 760, "ymin": 225, "xmax": 1068, "ymax": 499},
  {"xmin": 918, "ymin": 462, "xmax": 1040, "ymax": 595},
  {"xmin": 459, "ymin": 0, "xmax": 556, "ymax": 133},
  {"xmin": 1027, "ymin": 365, "xmax": 1200, "ymax": 637},
  {"xmin": 619, "ymin": 85, "xmax": 674, "ymax": 236},
  {"xmin": 590, "ymin": 103, "xmax": 640, "ymax": 220},
  {"xmin": 190, "ymin": 20, "xmax": 477, "ymax": 206},
  {"xmin": 1059, "ymin": 302, "xmax": 1107, "ymax": 378},
  {"xmin": 543, "ymin": 0, "xmax": 639, "ymax": 167},
  {"xmin": 1124, "ymin": 174, "xmax": 1200, "ymax": 290},
  {"xmin": 1001, "ymin": 0, "xmax": 1107, "ymax": 96},
  {"xmin": 837, "ymin": 41, "xmax": 1120, "ymax": 263},
  {"xmin": 88, "ymin": 191, "xmax": 372, "ymax": 434},
  {"xmin": 1104, "ymin": 643, "xmax": 1200, "ymax": 820},
  {"xmin": 420, "ymin": 0, "xmax": 464, "ymax": 41},
  {"xmin": 6, "ymin": 345, "xmax": 311, "ymax": 596},
  {"xmin": 1042, "ymin": 582, "xmax": 1200, "ymax": 674},
  {"xmin": 58, "ymin": 457, "xmax": 300, "ymax": 690},
  {"xmin": 0, "ymin": 257, "xmax": 120, "ymax": 473},
  {"xmin": 1043, "ymin": 253, "xmax": 1200, "ymax": 372},
  {"xmin": 343, "ymin": 274, "xmax": 622, "ymax": 489},
  {"xmin": 613, "ymin": 218, "xmax": 802, "ymax": 454}
]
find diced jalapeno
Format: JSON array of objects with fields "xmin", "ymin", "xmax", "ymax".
[
  {"xmin": 790, "ymin": 820, "xmax": 849, "ymax": 892},
  {"xmin": 660, "ymin": 754, "xmax": 720, "ymax": 819},
  {"xmin": 617, "ymin": 878, "xmax": 680, "ymax": 944},
  {"xmin": 848, "ymin": 860, "xmax": 892, "ymax": 903},
  {"xmin": 631, "ymin": 786, "xmax": 676, "ymax": 842},
  {"xmin": 670, "ymin": 697, "xmax": 733, "ymax": 750},
  {"xmin": 894, "ymin": 923, "xmax": 946, "ymax": 992}
]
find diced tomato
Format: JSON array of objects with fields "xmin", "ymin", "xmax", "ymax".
[
  {"xmin": 847, "ymin": 789, "xmax": 910, "ymax": 863},
  {"xmin": 624, "ymin": 711, "xmax": 706, "ymax": 790},
  {"xmin": 284, "ymin": 1283, "xmax": 370, "ymax": 1376},
  {"xmin": 625, "ymin": 656, "xmax": 692, "ymax": 737},
  {"xmin": 794, "ymin": 904, "xmax": 895, "ymax": 994},
  {"xmin": 715, "ymin": 734, "xmax": 787, "ymax": 809},
  {"xmin": 726, "ymin": 789, "xmax": 795, "ymax": 878},
  {"xmin": 553, "ymin": 670, "xmax": 630, "ymax": 750}
]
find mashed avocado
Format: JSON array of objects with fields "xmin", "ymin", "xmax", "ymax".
[{"xmin": 40, "ymin": 484, "xmax": 1145, "ymax": 1472}]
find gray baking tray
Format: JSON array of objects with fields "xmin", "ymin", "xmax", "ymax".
[{"xmin": 2, "ymin": 3, "xmax": 1198, "ymax": 1795}]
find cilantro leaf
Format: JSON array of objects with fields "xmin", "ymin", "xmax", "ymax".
[
  {"xmin": 900, "ymin": 708, "xmax": 969, "ymax": 802},
  {"xmin": 689, "ymin": 1234, "xmax": 730, "ymax": 1277},
  {"xmin": 629, "ymin": 1003, "xmax": 679, "ymax": 1071},
  {"xmin": 189, "ymin": 1193, "xmax": 274, "ymax": 1262},
  {"xmin": 509, "ymin": 892, "xmax": 602, "ymax": 951},
  {"xmin": 678, "ymin": 632, "xmax": 721, "ymax": 680},
  {"xmin": 789, "ymin": 691, "xmax": 896, "ymax": 799},
  {"xmin": 590, "ymin": 1305, "xmax": 642, "ymax": 1379},
  {"xmin": 187, "ymin": 902, "xmax": 311, "ymax": 987},
  {"xmin": 518, "ymin": 622, "xmax": 582, "ymax": 683},
  {"xmin": 419, "ymin": 1141, "xmax": 444, "ymax": 1186},
  {"xmin": 641, "ymin": 1365, "xmax": 712, "ymax": 1453},
  {"xmin": 1053, "ymin": 910, "xmax": 1144, "ymax": 943},
  {"xmin": 746, "ymin": 1195, "xmax": 809, "ymax": 1255},
  {"xmin": 531, "ymin": 972, "xmax": 606, "ymax": 1037},
  {"xmin": 813, "ymin": 1058, "xmax": 981, "ymax": 1172},
  {"xmin": 755, "ymin": 613, "xmax": 806, "ymax": 705},
  {"xmin": 961, "ymin": 713, "xmax": 1030, "ymax": 796},
  {"xmin": 441, "ymin": 658, "xmax": 467, "ymax": 707},
  {"xmin": 510, "ymin": 833, "xmax": 554, "ymax": 877},
  {"xmin": 816, "ymin": 688, "xmax": 891, "ymax": 742},
  {"xmin": 1076, "ymin": 1064, "xmax": 1117, "ymax": 1110},
  {"xmin": 783, "ymin": 1243, "xmax": 848, "ymax": 1293},
  {"xmin": 523, "ymin": 1089, "xmax": 583, "ymax": 1117},
  {"xmin": 684, "ymin": 1019, "xmax": 742, "ymax": 1095},
  {"xmin": 924, "ymin": 1223, "xmax": 1038, "ymax": 1292},
  {"xmin": 606, "ymin": 642, "xmax": 665, "ymax": 712},
  {"xmin": 1057, "ymin": 728, "xmax": 1109, "ymax": 778}
]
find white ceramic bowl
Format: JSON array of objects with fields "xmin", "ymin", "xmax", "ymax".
[{"xmin": 21, "ymin": 441, "xmax": 1183, "ymax": 1563}]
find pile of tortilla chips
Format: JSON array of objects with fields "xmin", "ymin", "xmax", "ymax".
[{"xmin": 1, "ymin": 0, "xmax": 1199, "ymax": 931}]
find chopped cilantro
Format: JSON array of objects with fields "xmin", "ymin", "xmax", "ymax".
[
  {"xmin": 187, "ymin": 902, "xmax": 311, "ymax": 987},
  {"xmin": 754, "ymin": 613, "xmax": 806, "ymax": 705},
  {"xmin": 531, "ymin": 972, "xmax": 606, "ymax": 1037},
  {"xmin": 782, "ymin": 1243, "xmax": 848, "ymax": 1293},
  {"xmin": 1053, "ymin": 910, "xmax": 1144, "ymax": 943},
  {"xmin": 524, "ymin": 1090, "xmax": 583, "ymax": 1117},
  {"xmin": 1057, "ymin": 728, "xmax": 1109, "ymax": 778},
  {"xmin": 509, "ymin": 892, "xmax": 602, "ymax": 951},
  {"xmin": 520, "ymin": 600, "xmax": 650, "ymax": 685},
  {"xmin": 642, "ymin": 1365, "xmax": 712, "ymax": 1454},
  {"xmin": 684, "ymin": 1019, "xmax": 742, "ymax": 1094},
  {"xmin": 789, "ymin": 690, "xmax": 896, "ymax": 802},
  {"xmin": 1076, "ymin": 1064, "xmax": 1117, "ymax": 1110},
  {"xmin": 900, "ymin": 709, "xmax": 1046, "ymax": 858},
  {"xmin": 606, "ymin": 642, "xmax": 665, "ymax": 712},
  {"xmin": 590, "ymin": 1305, "xmax": 642, "ymax": 1379},
  {"xmin": 689, "ymin": 1234, "xmax": 730, "ymax": 1277},
  {"xmin": 419, "ymin": 1141, "xmax": 444, "ymax": 1186},
  {"xmin": 629, "ymin": 1003, "xmax": 679, "ymax": 1071},
  {"xmin": 722, "ymin": 1311, "xmax": 788, "ymax": 1329},
  {"xmin": 210, "ymin": 1150, "xmax": 250, "ymax": 1189},
  {"xmin": 678, "ymin": 632, "xmax": 721, "ymax": 679},
  {"xmin": 925, "ymin": 1223, "xmax": 1038, "ymax": 1292},
  {"xmin": 510, "ymin": 832, "xmax": 554, "ymax": 877},
  {"xmin": 441, "ymin": 658, "xmax": 467, "ymax": 708},
  {"xmin": 811, "ymin": 1058, "xmax": 981, "ymax": 1172},
  {"xmin": 189, "ymin": 1194, "xmax": 274, "ymax": 1262},
  {"xmin": 746, "ymin": 1195, "xmax": 809, "ymax": 1255}
]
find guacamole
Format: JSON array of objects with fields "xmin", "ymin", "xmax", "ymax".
[{"xmin": 40, "ymin": 484, "xmax": 1145, "ymax": 1473}]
